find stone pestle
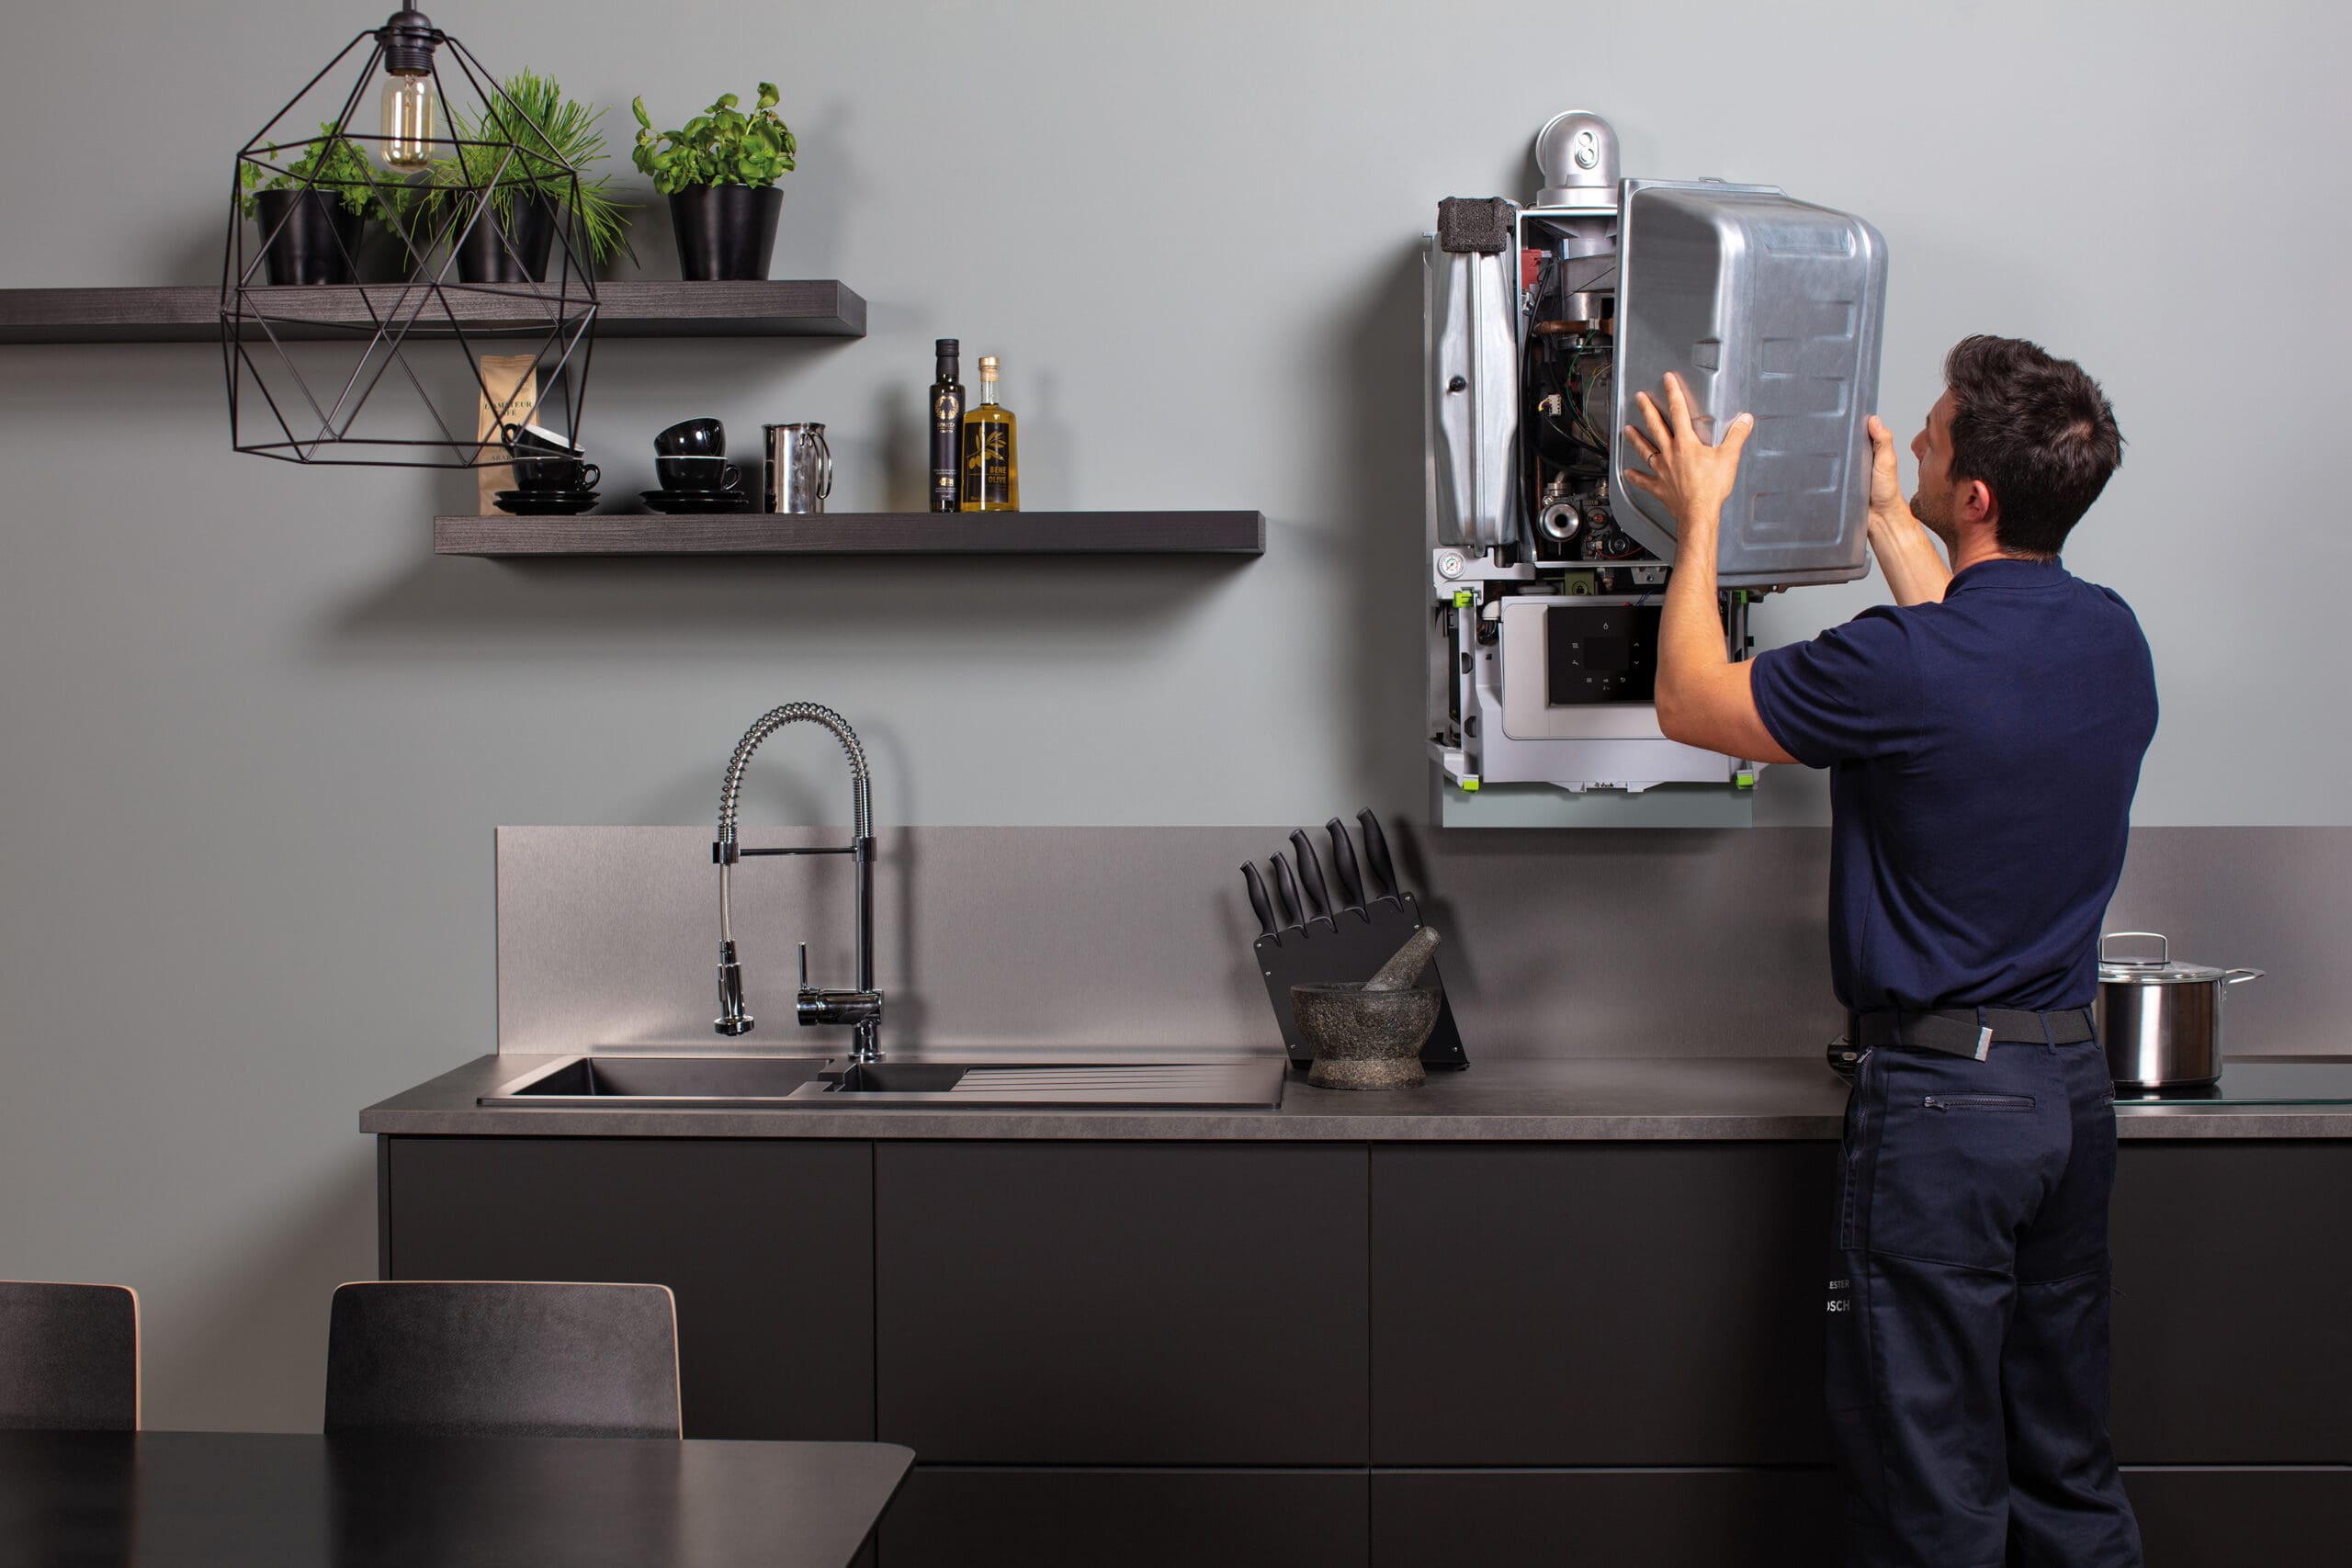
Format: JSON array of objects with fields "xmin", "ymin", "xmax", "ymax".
[{"xmin": 1363, "ymin": 926, "xmax": 1442, "ymax": 992}]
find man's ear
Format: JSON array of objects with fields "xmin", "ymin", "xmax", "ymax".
[{"xmin": 1964, "ymin": 478, "xmax": 1998, "ymax": 528}]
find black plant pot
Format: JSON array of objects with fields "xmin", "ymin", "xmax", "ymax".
[
  {"xmin": 357, "ymin": 221, "xmax": 426, "ymax": 285},
  {"xmin": 454, "ymin": 193, "xmax": 561, "ymax": 284},
  {"xmin": 254, "ymin": 188, "xmax": 368, "ymax": 287},
  {"xmin": 668, "ymin": 185, "xmax": 781, "ymax": 281}
]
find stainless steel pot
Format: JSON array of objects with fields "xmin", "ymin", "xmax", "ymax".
[{"xmin": 2095, "ymin": 931, "xmax": 2263, "ymax": 1089}]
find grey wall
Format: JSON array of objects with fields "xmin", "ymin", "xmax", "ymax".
[{"xmin": 0, "ymin": 0, "xmax": 2343, "ymax": 1429}]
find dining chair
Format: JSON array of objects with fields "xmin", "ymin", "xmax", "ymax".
[
  {"xmin": 0, "ymin": 1280, "xmax": 141, "ymax": 1430},
  {"xmin": 323, "ymin": 1280, "xmax": 682, "ymax": 1438}
]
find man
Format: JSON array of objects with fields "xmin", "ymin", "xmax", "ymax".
[{"xmin": 1622, "ymin": 336, "xmax": 2155, "ymax": 1567}]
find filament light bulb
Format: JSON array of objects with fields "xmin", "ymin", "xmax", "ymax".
[{"xmin": 380, "ymin": 70, "xmax": 435, "ymax": 169}]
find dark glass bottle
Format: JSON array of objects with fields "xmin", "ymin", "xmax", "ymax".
[{"xmin": 929, "ymin": 339, "xmax": 965, "ymax": 513}]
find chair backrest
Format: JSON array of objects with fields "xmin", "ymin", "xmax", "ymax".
[
  {"xmin": 0, "ymin": 1281, "xmax": 140, "ymax": 1431},
  {"xmin": 324, "ymin": 1280, "xmax": 680, "ymax": 1438}
]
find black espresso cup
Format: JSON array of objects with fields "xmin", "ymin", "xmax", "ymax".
[
  {"xmin": 503, "ymin": 421, "xmax": 582, "ymax": 458},
  {"xmin": 512, "ymin": 455, "xmax": 601, "ymax": 492},
  {"xmin": 653, "ymin": 417, "xmax": 726, "ymax": 458},
  {"xmin": 655, "ymin": 455, "xmax": 742, "ymax": 491}
]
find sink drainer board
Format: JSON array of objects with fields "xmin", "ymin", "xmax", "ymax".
[
  {"xmin": 940, "ymin": 1066, "xmax": 1265, "ymax": 1098},
  {"xmin": 479, "ymin": 1056, "xmax": 1288, "ymax": 1110}
]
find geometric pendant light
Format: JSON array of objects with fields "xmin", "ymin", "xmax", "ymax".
[{"xmin": 222, "ymin": 10, "xmax": 598, "ymax": 467}]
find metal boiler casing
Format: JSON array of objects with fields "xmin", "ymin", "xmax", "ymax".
[
  {"xmin": 1426, "ymin": 228, "xmax": 1520, "ymax": 551},
  {"xmin": 1608, "ymin": 180, "xmax": 1888, "ymax": 588}
]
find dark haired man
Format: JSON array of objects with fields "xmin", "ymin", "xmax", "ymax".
[{"xmin": 1623, "ymin": 336, "xmax": 2154, "ymax": 1567}]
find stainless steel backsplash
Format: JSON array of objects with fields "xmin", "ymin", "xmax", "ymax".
[{"xmin": 495, "ymin": 826, "xmax": 2342, "ymax": 1059}]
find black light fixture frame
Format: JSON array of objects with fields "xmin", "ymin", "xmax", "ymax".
[{"xmin": 220, "ymin": 12, "xmax": 600, "ymax": 468}]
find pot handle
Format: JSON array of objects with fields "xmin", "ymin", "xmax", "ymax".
[
  {"xmin": 2223, "ymin": 968, "xmax": 2265, "ymax": 985},
  {"xmin": 2100, "ymin": 931, "xmax": 2169, "ymax": 965}
]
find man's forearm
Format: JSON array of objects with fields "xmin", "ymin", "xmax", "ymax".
[
  {"xmin": 1657, "ymin": 506, "xmax": 1726, "ymax": 728},
  {"xmin": 1870, "ymin": 509, "xmax": 1952, "ymax": 606},
  {"xmin": 1623, "ymin": 385, "xmax": 1794, "ymax": 766}
]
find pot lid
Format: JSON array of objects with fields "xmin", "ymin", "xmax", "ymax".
[
  {"xmin": 2098, "ymin": 931, "xmax": 2226, "ymax": 983},
  {"xmin": 2098, "ymin": 957, "xmax": 2228, "ymax": 984}
]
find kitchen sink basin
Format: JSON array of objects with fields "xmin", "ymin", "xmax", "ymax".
[
  {"xmin": 481, "ymin": 1055, "xmax": 831, "ymax": 1105},
  {"xmin": 480, "ymin": 1056, "xmax": 1285, "ymax": 1109}
]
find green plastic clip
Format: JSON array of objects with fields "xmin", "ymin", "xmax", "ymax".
[
  {"xmin": 1735, "ymin": 771, "xmax": 1757, "ymax": 790},
  {"xmin": 1460, "ymin": 778, "xmax": 1481, "ymax": 793},
  {"xmin": 1453, "ymin": 590, "xmax": 1473, "ymax": 609}
]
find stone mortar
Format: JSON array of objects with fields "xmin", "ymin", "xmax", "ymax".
[{"xmin": 1293, "ymin": 981, "xmax": 1442, "ymax": 1090}]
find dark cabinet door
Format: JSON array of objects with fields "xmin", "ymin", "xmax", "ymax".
[
  {"xmin": 1368, "ymin": 1467, "xmax": 2352, "ymax": 1568},
  {"xmin": 384, "ymin": 1136, "xmax": 874, "ymax": 1441},
  {"xmin": 876, "ymin": 1142, "xmax": 1368, "ymax": 1463},
  {"xmin": 1371, "ymin": 1470, "xmax": 1843, "ymax": 1568},
  {"xmin": 1371, "ymin": 1143, "xmax": 1837, "ymax": 1464},
  {"xmin": 2122, "ymin": 1467, "xmax": 2352, "ymax": 1567},
  {"xmin": 880, "ymin": 1468, "xmax": 1367, "ymax": 1568},
  {"xmin": 2110, "ymin": 1143, "xmax": 2352, "ymax": 1463}
]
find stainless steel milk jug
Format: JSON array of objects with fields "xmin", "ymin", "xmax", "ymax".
[{"xmin": 763, "ymin": 423, "xmax": 833, "ymax": 514}]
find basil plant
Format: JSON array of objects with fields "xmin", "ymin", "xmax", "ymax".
[{"xmin": 630, "ymin": 84, "xmax": 797, "ymax": 195}]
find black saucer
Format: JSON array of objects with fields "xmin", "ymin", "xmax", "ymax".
[
  {"xmin": 496, "ymin": 490, "xmax": 600, "ymax": 516},
  {"xmin": 642, "ymin": 489, "xmax": 752, "ymax": 514}
]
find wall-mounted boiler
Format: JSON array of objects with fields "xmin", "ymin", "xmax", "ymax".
[{"xmin": 1425, "ymin": 112, "xmax": 1887, "ymax": 823}]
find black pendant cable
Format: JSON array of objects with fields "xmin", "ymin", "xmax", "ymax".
[{"xmin": 221, "ymin": 10, "xmax": 600, "ymax": 467}]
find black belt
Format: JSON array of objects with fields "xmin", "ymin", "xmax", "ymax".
[{"xmin": 1848, "ymin": 1006, "xmax": 2096, "ymax": 1061}]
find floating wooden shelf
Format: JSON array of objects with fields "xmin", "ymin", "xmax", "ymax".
[
  {"xmin": 0, "ymin": 280, "xmax": 865, "ymax": 344},
  {"xmin": 434, "ymin": 511, "xmax": 1267, "ymax": 558}
]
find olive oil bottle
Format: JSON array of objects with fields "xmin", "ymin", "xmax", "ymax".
[
  {"xmin": 928, "ymin": 339, "xmax": 964, "ymax": 513},
  {"xmin": 958, "ymin": 355, "xmax": 1019, "ymax": 512}
]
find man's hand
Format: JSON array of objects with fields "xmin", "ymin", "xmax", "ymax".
[
  {"xmin": 1864, "ymin": 413, "xmax": 1908, "ymax": 525},
  {"xmin": 1620, "ymin": 374, "xmax": 1753, "ymax": 532},
  {"xmin": 1862, "ymin": 414, "xmax": 1952, "ymax": 606}
]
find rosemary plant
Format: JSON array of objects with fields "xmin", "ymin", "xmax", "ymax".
[{"xmin": 425, "ymin": 71, "xmax": 635, "ymax": 265}]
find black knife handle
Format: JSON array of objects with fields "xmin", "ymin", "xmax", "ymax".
[
  {"xmin": 1289, "ymin": 830, "xmax": 1334, "ymax": 923},
  {"xmin": 1325, "ymin": 818, "xmax": 1365, "ymax": 910},
  {"xmin": 1268, "ymin": 852, "xmax": 1305, "ymax": 930},
  {"xmin": 1240, "ymin": 863, "xmax": 1278, "ymax": 941},
  {"xmin": 1357, "ymin": 808, "xmax": 1400, "ymax": 900}
]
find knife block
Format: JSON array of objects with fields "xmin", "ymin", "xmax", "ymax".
[{"xmin": 1252, "ymin": 894, "xmax": 1468, "ymax": 1073}]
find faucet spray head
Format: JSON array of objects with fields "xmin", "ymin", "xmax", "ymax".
[{"xmin": 716, "ymin": 940, "xmax": 752, "ymax": 1035}]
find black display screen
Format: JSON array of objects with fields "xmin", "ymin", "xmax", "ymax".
[
  {"xmin": 1545, "ymin": 604, "xmax": 1660, "ymax": 705},
  {"xmin": 1579, "ymin": 634, "xmax": 1631, "ymax": 674}
]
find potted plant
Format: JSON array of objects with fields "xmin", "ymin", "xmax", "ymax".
[
  {"xmin": 239, "ymin": 123, "xmax": 396, "ymax": 286},
  {"xmin": 631, "ymin": 83, "xmax": 796, "ymax": 280},
  {"xmin": 424, "ymin": 70, "xmax": 634, "ymax": 285}
]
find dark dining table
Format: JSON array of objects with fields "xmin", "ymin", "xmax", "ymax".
[{"xmin": 0, "ymin": 1428, "xmax": 912, "ymax": 1567}]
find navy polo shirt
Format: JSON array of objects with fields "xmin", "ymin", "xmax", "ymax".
[{"xmin": 1749, "ymin": 558, "xmax": 2158, "ymax": 1013}]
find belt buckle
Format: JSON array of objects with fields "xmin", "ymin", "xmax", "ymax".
[{"xmin": 1826, "ymin": 1034, "xmax": 1860, "ymax": 1082}]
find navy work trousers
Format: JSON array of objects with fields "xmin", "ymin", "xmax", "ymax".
[{"xmin": 1827, "ymin": 1037, "xmax": 2143, "ymax": 1568}]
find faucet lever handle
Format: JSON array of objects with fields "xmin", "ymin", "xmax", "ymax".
[{"xmin": 797, "ymin": 942, "xmax": 810, "ymax": 990}]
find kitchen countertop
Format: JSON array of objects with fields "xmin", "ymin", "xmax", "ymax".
[{"xmin": 360, "ymin": 1054, "xmax": 2352, "ymax": 1141}]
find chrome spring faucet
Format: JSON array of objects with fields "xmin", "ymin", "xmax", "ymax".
[{"xmin": 713, "ymin": 704, "xmax": 883, "ymax": 1063}]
